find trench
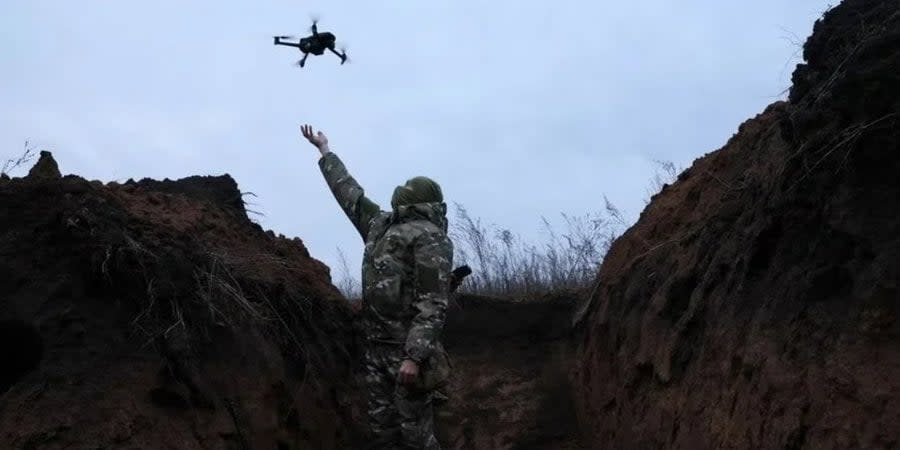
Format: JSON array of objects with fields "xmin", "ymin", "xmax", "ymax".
[
  {"xmin": 436, "ymin": 294, "xmax": 586, "ymax": 449},
  {"xmin": 0, "ymin": 320, "xmax": 44, "ymax": 395}
]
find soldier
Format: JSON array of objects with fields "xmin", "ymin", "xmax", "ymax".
[{"xmin": 301, "ymin": 124, "xmax": 453, "ymax": 449}]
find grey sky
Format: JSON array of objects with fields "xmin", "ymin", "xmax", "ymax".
[{"xmin": 2, "ymin": 0, "xmax": 831, "ymax": 285}]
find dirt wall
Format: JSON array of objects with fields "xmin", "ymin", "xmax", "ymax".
[{"xmin": 574, "ymin": 1, "xmax": 900, "ymax": 448}]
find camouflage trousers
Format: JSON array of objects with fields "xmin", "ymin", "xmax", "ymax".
[{"xmin": 362, "ymin": 341, "xmax": 440, "ymax": 450}]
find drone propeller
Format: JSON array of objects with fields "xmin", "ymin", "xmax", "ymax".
[{"xmin": 274, "ymin": 35, "xmax": 295, "ymax": 39}]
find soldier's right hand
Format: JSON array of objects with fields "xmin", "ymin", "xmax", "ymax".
[{"xmin": 301, "ymin": 124, "xmax": 330, "ymax": 155}]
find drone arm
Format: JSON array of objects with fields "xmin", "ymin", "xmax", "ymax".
[
  {"xmin": 327, "ymin": 47, "xmax": 347, "ymax": 63},
  {"xmin": 297, "ymin": 52, "xmax": 309, "ymax": 67},
  {"xmin": 275, "ymin": 41, "xmax": 302, "ymax": 49}
]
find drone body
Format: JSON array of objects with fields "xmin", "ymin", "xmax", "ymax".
[{"xmin": 274, "ymin": 20, "xmax": 347, "ymax": 68}]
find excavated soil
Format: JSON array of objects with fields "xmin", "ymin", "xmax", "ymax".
[
  {"xmin": 0, "ymin": 169, "xmax": 364, "ymax": 449},
  {"xmin": 574, "ymin": 0, "xmax": 900, "ymax": 448}
]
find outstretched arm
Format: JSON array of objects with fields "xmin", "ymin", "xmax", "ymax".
[
  {"xmin": 302, "ymin": 124, "xmax": 382, "ymax": 241},
  {"xmin": 403, "ymin": 228, "xmax": 453, "ymax": 364}
]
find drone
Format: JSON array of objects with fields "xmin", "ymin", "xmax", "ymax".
[{"xmin": 273, "ymin": 20, "xmax": 348, "ymax": 68}]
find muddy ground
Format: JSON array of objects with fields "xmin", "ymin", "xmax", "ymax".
[{"xmin": 437, "ymin": 293, "xmax": 585, "ymax": 449}]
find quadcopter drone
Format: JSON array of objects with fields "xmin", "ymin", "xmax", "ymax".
[{"xmin": 273, "ymin": 20, "xmax": 348, "ymax": 68}]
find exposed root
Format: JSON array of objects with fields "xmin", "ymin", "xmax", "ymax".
[{"xmin": 788, "ymin": 113, "xmax": 897, "ymax": 191}]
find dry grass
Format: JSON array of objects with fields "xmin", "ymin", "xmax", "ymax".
[
  {"xmin": 448, "ymin": 199, "xmax": 628, "ymax": 298},
  {"xmin": 2, "ymin": 141, "xmax": 37, "ymax": 177},
  {"xmin": 644, "ymin": 159, "xmax": 681, "ymax": 204},
  {"xmin": 335, "ymin": 246, "xmax": 362, "ymax": 300},
  {"xmin": 108, "ymin": 236, "xmax": 350, "ymax": 387},
  {"xmin": 449, "ymin": 160, "xmax": 680, "ymax": 298}
]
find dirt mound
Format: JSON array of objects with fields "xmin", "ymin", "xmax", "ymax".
[
  {"xmin": 0, "ymin": 159, "xmax": 362, "ymax": 449},
  {"xmin": 574, "ymin": 0, "xmax": 899, "ymax": 448}
]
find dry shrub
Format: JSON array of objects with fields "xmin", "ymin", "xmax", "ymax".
[
  {"xmin": 449, "ymin": 199, "xmax": 628, "ymax": 298},
  {"xmin": 2, "ymin": 141, "xmax": 37, "ymax": 178}
]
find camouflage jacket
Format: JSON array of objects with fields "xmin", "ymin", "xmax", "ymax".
[{"xmin": 319, "ymin": 152, "xmax": 453, "ymax": 363}]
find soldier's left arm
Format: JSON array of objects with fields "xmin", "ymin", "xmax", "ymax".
[{"xmin": 404, "ymin": 228, "xmax": 453, "ymax": 363}]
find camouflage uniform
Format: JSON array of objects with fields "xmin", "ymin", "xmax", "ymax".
[{"xmin": 319, "ymin": 152, "xmax": 452, "ymax": 449}]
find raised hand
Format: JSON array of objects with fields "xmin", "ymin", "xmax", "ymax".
[{"xmin": 301, "ymin": 124, "xmax": 330, "ymax": 155}]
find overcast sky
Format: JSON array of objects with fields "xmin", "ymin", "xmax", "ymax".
[{"xmin": 2, "ymin": 0, "xmax": 831, "ymax": 286}]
